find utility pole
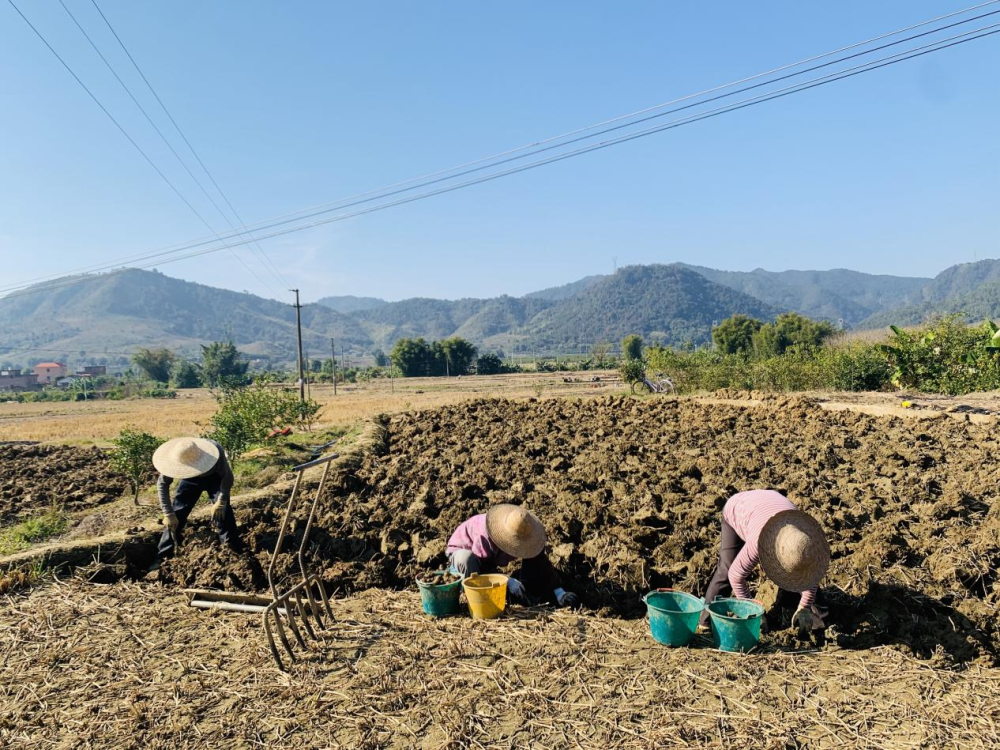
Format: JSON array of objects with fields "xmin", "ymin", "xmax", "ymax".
[
  {"xmin": 341, "ymin": 345, "xmax": 346, "ymax": 376},
  {"xmin": 291, "ymin": 289, "xmax": 305, "ymax": 402},
  {"xmin": 330, "ymin": 338, "xmax": 337, "ymax": 396}
]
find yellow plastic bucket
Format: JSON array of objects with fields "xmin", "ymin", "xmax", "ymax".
[{"xmin": 462, "ymin": 574, "xmax": 508, "ymax": 619}]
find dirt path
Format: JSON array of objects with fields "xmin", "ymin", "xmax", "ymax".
[{"xmin": 1, "ymin": 579, "xmax": 998, "ymax": 749}]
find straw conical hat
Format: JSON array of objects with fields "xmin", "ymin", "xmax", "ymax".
[
  {"xmin": 758, "ymin": 510, "xmax": 830, "ymax": 592},
  {"xmin": 152, "ymin": 437, "xmax": 220, "ymax": 479},
  {"xmin": 486, "ymin": 504, "xmax": 546, "ymax": 559}
]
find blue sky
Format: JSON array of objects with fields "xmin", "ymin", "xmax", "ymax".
[{"xmin": 1, "ymin": 1, "xmax": 997, "ymax": 303}]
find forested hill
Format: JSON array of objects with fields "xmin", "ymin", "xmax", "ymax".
[
  {"xmin": 0, "ymin": 269, "xmax": 369, "ymax": 364},
  {"xmin": 2, "ymin": 259, "xmax": 993, "ymax": 366}
]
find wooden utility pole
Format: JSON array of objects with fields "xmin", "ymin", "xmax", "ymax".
[
  {"xmin": 330, "ymin": 337, "xmax": 337, "ymax": 396},
  {"xmin": 291, "ymin": 289, "xmax": 305, "ymax": 402}
]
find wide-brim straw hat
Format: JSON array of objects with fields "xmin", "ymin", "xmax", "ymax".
[
  {"xmin": 758, "ymin": 509, "xmax": 831, "ymax": 592},
  {"xmin": 152, "ymin": 437, "xmax": 220, "ymax": 479},
  {"xmin": 486, "ymin": 504, "xmax": 546, "ymax": 559}
]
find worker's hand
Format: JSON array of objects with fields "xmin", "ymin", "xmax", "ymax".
[
  {"xmin": 556, "ymin": 590, "xmax": 580, "ymax": 608},
  {"xmin": 506, "ymin": 578, "xmax": 529, "ymax": 604},
  {"xmin": 211, "ymin": 500, "xmax": 227, "ymax": 526},
  {"xmin": 164, "ymin": 512, "xmax": 179, "ymax": 533},
  {"xmin": 791, "ymin": 607, "xmax": 813, "ymax": 636}
]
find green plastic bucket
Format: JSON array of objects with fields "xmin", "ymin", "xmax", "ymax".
[
  {"xmin": 707, "ymin": 598, "xmax": 765, "ymax": 653},
  {"xmin": 642, "ymin": 589, "xmax": 704, "ymax": 647},
  {"xmin": 416, "ymin": 572, "xmax": 462, "ymax": 617}
]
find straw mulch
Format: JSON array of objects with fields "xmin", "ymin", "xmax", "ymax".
[{"xmin": 3, "ymin": 579, "xmax": 1000, "ymax": 749}]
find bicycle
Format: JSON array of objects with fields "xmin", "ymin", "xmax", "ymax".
[{"xmin": 631, "ymin": 372, "xmax": 675, "ymax": 395}]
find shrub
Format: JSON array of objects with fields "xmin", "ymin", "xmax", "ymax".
[
  {"xmin": 108, "ymin": 427, "xmax": 164, "ymax": 504},
  {"xmin": 713, "ymin": 315, "xmax": 763, "ymax": 354},
  {"xmin": 618, "ymin": 357, "xmax": 647, "ymax": 385},
  {"xmin": 622, "ymin": 334, "xmax": 644, "ymax": 361},
  {"xmin": 204, "ymin": 379, "xmax": 320, "ymax": 460}
]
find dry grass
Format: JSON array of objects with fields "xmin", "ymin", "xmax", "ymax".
[
  {"xmin": 0, "ymin": 373, "xmax": 619, "ymax": 444},
  {"xmin": 2, "ymin": 579, "xmax": 999, "ymax": 748}
]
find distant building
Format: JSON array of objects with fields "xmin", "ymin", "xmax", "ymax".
[
  {"xmin": 33, "ymin": 362, "xmax": 67, "ymax": 385},
  {"xmin": 76, "ymin": 365, "xmax": 107, "ymax": 377},
  {"xmin": 0, "ymin": 368, "xmax": 40, "ymax": 392}
]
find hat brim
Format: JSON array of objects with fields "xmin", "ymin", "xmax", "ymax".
[
  {"xmin": 486, "ymin": 504, "xmax": 546, "ymax": 559},
  {"xmin": 152, "ymin": 438, "xmax": 220, "ymax": 479},
  {"xmin": 758, "ymin": 510, "xmax": 830, "ymax": 592}
]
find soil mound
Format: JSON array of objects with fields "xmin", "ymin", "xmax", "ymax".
[
  {"xmin": 0, "ymin": 444, "xmax": 127, "ymax": 524},
  {"xmin": 160, "ymin": 395, "xmax": 1000, "ymax": 664}
]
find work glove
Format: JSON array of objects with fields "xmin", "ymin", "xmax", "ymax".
[
  {"xmin": 211, "ymin": 499, "xmax": 227, "ymax": 527},
  {"xmin": 791, "ymin": 607, "xmax": 815, "ymax": 636},
  {"xmin": 164, "ymin": 512, "xmax": 179, "ymax": 534},
  {"xmin": 556, "ymin": 590, "xmax": 580, "ymax": 608},
  {"xmin": 506, "ymin": 578, "xmax": 529, "ymax": 604}
]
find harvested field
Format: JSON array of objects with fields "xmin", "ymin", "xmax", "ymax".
[
  {"xmin": 0, "ymin": 443, "xmax": 127, "ymax": 525},
  {"xmin": 156, "ymin": 395, "xmax": 1000, "ymax": 666},
  {"xmin": 3, "ymin": 578, "xmax": 1000, "ymax": 748}
]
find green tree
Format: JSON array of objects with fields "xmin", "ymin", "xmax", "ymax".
[
  {"xmin": 391, "ymin": 338, "xmax": 432, "ymax": 377},
  {"xmin": 618, "ymin": 357, "xmax": 646, "ymax": 385},
  {"xmin": 170, "ymin": 360, "xmax": 203, "ymax": 389},
  {"xmin": 373, "ymin": 349, "xmax": 390, "ymax": 367},
  {"xmin": 201, "ymin": 340, "xmax": 249, "ymax": 386},
  {"xmin": 132, "ymin": 348, "xmax": 175, "ymax": 383},
  {"xmin": 753, "ymin": 313, "xmax": 835, "ymax": 357},
  {"xmin": 439, "ymin": 337, "xmax": 477, "ymax": 375},
  {"xmin": 713, "ymin": 315, "xmax": 763, "ymax": 354},
  {"xmin": 476, "ymin": 352, "xmax": 504, "ymax": 375},
  {"xmin": 622, "ymin": 334, "xmax": 644, "ymax": 361},
  {"xmin": 108, "ymin": 427, "xmax": 164, "ymax": 505}
]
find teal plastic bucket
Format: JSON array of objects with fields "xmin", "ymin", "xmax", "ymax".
[
  {"xmin": 707, "ymin": 598, "xmax": 765, "ymax": 653},
  {"xmin": 416, "ymin": 572, "xmax": 462, "ymax": 617},
  {"xmin": 642, "ymin": 589, "xmax": 705, "ymax": 647}
]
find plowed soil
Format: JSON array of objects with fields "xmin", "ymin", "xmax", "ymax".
[
  {"xmin": 0, "ymin": 444, "xmax": 128, "ymax": 525},
  {"xmin": 159, "ymin": 395, "xmax": 1000, "ymax": 664}
]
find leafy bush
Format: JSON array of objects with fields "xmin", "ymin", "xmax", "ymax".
[
  {"xmin": 109, "ymin": 427, "xmax": 164, "ymax": 504},
  {"xmin": 618, "ymin": 357, "xmax": 647, "ymax": 385},
  {"xmin": 204, "ymin": 379, "xmax": 321, "ymax": 460},
  {"xmin": 476, "ymin": 352, "xmax": 504, "ymax": 375},
  {"xmin": 881, "ymin": 316, "xmax": 1000, "ymax": 395},
  {"xmin": 753, "ymin": 313, "xmax": 835, "ymax": 356}
]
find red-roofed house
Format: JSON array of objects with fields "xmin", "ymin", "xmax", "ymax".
[{"xmin": 33, "ymin": 362, "xmax": 68, "ymax": 385}]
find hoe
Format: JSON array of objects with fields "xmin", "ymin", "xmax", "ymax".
[{"xmin": 183, "ymin": 448, "xmax": 339, "ymax": 670}]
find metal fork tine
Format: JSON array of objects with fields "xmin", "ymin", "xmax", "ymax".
[
  {"xmin": 294, "ymin": 591, "xmax": 317, "ymax": 640},
  {"xmin": 282, "ymin": 594, "xmax": 308, "ymax": 650},
  {"xmin": 262, "ymin": 611, "xmax": 286, "ymax": 671}
]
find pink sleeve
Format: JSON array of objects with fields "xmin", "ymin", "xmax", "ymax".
[
  {"xmin": 728, "ymin": 546, "xmax": 758, "ymax": 600},
  {"xmin": 798, "ymin": 587, "xmax": 817, "ymax": 609}
]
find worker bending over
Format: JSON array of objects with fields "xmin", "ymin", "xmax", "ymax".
[
  {"xmin": 150, "ymin": 437, "xmax": 241, "ymax": 569},
  {"xmin": 447, "ymin": 504, "xmax": 579, "ymax": 607},
  {"xmin": 703, "ymin": 489, "xmax": 830, "ymax": 635}
]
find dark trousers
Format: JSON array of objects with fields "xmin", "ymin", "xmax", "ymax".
[
  {"xmin": 701, "ymin": 520, "xmax": 743, "ymax": 625},
  {"xmin": 156, "ymin": 477, "xmax": 239, "ymax": 558}
]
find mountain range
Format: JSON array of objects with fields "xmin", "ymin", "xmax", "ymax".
[{"xmin": 1, "ymin": 259, "xmax": 996, "ymax": 367}]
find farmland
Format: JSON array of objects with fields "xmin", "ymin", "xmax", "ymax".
[{"xmin": 5, "ymin": 377, "xmax": 1000, "ymax": 746}]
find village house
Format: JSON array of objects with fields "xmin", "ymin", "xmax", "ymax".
[
  {"xmin": 0, "ymin": 368, "xmax": 40, "ymax": 392},
  {"xmin": 33, "ymin": 362, "xmax": 68, "ymax": 385},
  {"xmin": 76, "ymin": 365, "xmax": 107, "ymax": 377}
]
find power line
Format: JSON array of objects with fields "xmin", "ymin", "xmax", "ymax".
[
  {"xmin": 3, "ymin": 15, "xmax": 998, "ymax": 301},
  {"xmin": 7, "ymin": 0, "xmax": 281, "ymax": 298},
  {"xmin": 88, "ymin": 0, "xmax": 290, "ymax": 288},
  {"xmin": 3, "ymin": 24, "xmax": 997, "ymax": 303},
  {"xmin": 2, "ymin": 1, "xmax": 995, "ymax": 295}
]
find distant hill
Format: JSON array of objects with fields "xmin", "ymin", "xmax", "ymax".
[
  {"xmin": 2, "ymin": 259, "xmax": 993, "ymax": 367},
  {"xmin": 861, "ymin": 260, "xmax": 1000, "ymax": 328},
  {"xmin": 314, "ymin": 294, "xmax": 387, "ymax": 314},
  {"xmin": 523, "ymin": 275, "xmax": 605, "ymax": 301},
  {"xmin": 504, "ymin": 264, "xmax": 781, "ymax": 350},
  {"xmin": 0, "ymin": 269, "xmax": 369, "ymax": 366},
  {"xmin": 680, "ymin": 265, "xmax": 929, "ymax": 326}
]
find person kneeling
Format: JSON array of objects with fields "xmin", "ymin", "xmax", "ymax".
[
  {"xmin": 702, "ymin": 489, "xmax": 830, "ymax": 635},
  {"xmin": 447, "ymin": 504, "xmax": 579, "ymax": 608}
]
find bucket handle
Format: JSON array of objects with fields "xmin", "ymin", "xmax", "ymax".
[
  {"xmin": 642, "ymin": 587, "xmax": 706, "ymax": 605},
  {"xmin": 712, "ymin": 595, "xmax": 764, "ymax": 606}
]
